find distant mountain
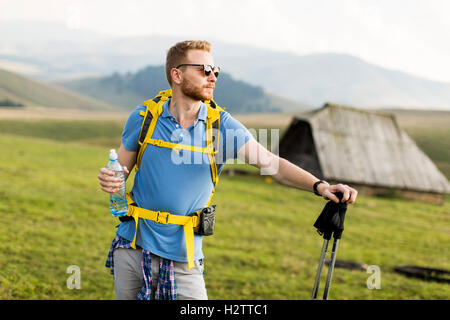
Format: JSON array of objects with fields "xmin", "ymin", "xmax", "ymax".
[
  {"xmin": 2, "ymin": 21, "xmax": 450, "ymax": 110},
  {"xmin": 218, "ymin": 51, "xmax": 450, "ymax": 109},
  {"xmin": 58, "ymin": 65, "xmax": 307, "ymax": 113},
  {"xmin": 0, "ymin": 68, "xmax": 119, "ymax": 110}
]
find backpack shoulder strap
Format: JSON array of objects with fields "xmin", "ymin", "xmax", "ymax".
[
  {"xmin": 135, "ymin": 91, "xmax": 224, "ymax": 182},
  {"xmin": 204, "ymin": 99, "xmax": 224, "ymax": 190},
  {"xmin": 135, "ymin": 90, "xmax": 171, "ymax": 170}
]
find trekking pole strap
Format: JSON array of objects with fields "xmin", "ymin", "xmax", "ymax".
[{"xmin": 313, "ymin": 192, "xmax": 347, "ymax": 240}]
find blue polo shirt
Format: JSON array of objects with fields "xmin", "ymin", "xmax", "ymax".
[{"xmin": 116, "ymin": 99, "xmax": 254, "ymax": 262}]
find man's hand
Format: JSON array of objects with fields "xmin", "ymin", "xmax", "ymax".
[
  {"xmin": 98, "ymin": 144, "xmax": 136, "ymax": 193},
  {"xmin": 317, "ymin": 183, "xmax": 358, "ymax": 204},
  {"xmin": 98, "ymin": 166, "xmax": 130, "ymax": 193}
]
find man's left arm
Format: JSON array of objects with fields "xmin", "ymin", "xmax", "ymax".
[{"xmin": 237, "ymin": 139, "xmax": 358, "ymax": 204}]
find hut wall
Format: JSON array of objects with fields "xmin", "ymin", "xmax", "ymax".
[{"xmin": 279, "ymin": 119, "xmax": 322, "ymax": 178}]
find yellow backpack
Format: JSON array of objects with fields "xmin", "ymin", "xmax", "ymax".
[
  {"xmin": 123, "ymin": 89, "xmax": 225, "ymax": 269},
  {"xmin": 135, "ymin": 89, "xmax": 224, "ymax": 190}
]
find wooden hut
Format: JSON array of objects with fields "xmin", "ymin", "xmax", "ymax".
[{"xmin": 277, "ymin": 103, "xmax": 450, "ymax": 204}]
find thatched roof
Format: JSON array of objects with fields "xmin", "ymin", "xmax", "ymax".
[{"xmin": 281, "ymin": 103, "xmax": 450, "ymax": 194}]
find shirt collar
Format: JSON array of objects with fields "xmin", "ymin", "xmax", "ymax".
[{"xmin": 161, "ymin": 99, "xmax": 207, "ymax": 123}]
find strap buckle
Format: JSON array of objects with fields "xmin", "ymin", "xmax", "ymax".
[{"xmin": 156, "ymin": 211, "xmax": 169, "ymax": 224}]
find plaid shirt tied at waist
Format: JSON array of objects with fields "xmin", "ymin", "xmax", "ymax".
[{"xmin": 105, "ymin": 234, "xmax": 178, "ymax": 300}]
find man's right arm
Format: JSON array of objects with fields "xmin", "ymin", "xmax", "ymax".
[{"xmin": 98, "ymin": 144, "xmax": 136, "ymax": 193}]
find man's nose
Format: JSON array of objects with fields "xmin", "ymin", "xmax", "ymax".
[{"xmin": 207, "ymin": 72, "xmax": 217, "ymax": 82}]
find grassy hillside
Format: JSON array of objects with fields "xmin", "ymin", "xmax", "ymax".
[
  {"xmin": 0, "ymin": 68, "xmax": 120, "ymax": 111},
  {"xmin": 404, "ymin": 127, "xmax": 450, "ymax": 179},
  {"xmin": 0, "ymin": 107, "xmax": 449, "ymax": 180},
  {"xmin": 0, "ymin": 121, "xmax": 448, "ymax": 299},
  {"xmin": 0, "ymin": 118, "xmax": 124, "ymax": 147}
]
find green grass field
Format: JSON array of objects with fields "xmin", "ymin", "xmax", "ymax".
[{"xmin": 0, "ymin": 116, "xmax": 449, "ymax": 300}]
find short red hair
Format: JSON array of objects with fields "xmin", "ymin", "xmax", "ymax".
[{"xmin": 165, "ymin": 40, "xmax": 211, "ymax": 86}]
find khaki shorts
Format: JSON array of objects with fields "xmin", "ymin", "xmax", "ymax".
[{"xmin": 113, "ymin": 247, "xmax": 208, "ymax": 300}]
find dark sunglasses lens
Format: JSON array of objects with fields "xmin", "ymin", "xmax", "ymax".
[
  {"xmin": 203, "ymin": 65, "xmax": 219, "ymax": 77},
  {"xmin": 204, "ymin": 65, "xmax": 212, "ymax": 76}
]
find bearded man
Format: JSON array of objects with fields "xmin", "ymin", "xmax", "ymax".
[{"xmin": 97, "ymin": 40, "xmax": 358, "ymax": 300}]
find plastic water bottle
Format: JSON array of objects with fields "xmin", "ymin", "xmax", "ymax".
[{"xmin": 107, "ymin": 149, "xmax": 128, "ymax": 217}]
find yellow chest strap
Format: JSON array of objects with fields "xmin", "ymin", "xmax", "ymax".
[{"xmin": 136, "ymin": 89, "xmax": 222, "ymax": 187}]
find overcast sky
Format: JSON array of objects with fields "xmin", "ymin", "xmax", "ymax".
[{"xmin": 1, "ymin": 0, "xmax": 450, "ymax": 83}]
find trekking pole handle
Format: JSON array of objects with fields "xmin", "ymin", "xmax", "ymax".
[{"xmin": 332, "ymin": 207, "xmax": 346, "ymax": 239}]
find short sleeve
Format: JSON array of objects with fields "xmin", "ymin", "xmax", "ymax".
[
  {"xmin": 218, "ymin": 110, "xmax": 255, "ymax": 163},
  {"xmin": 121, "ymin": 105, "xmax": 146, "ymax": 151}
]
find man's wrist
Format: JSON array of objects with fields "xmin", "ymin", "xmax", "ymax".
[{"xmin": 313, "ymin": 180, "xmax": 329, "ymax": 196}]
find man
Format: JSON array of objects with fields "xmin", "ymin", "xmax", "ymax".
[{"xmin": 98, "ymin": 40, "xmax": 358, "ymax": 300}]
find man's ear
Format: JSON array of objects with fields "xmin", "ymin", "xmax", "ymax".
[{"xmin": 171, "ymin": 68, "xmax": 182, "ymax": 85}]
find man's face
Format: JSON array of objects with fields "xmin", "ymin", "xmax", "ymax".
[{"xmin": 178, "ymin": 49, "xmax": 217, "ymax": 101}]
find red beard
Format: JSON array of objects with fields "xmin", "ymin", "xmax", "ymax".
[{"xmin": 181, "ymin": 78, "xmax": 214, "ymax": 101}]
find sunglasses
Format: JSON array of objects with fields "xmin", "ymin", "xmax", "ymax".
[{"xmin": 176, "ymin": 64, "xmax": 221, "ymax": 78}]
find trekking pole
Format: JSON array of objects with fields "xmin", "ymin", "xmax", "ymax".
[
  {"xmin": 311, "ymin": 231, "xmax": 331, "ymax": 299},
  {"xmin": 311, "ymin": 193, "xmax": 347, "ymax": 300},
  {"xmin": 322, "ymin": 238, "xmax": 339, "ymax": 299}
]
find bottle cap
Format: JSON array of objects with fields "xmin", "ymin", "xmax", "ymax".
[{"xmin": 109, "ymin": 149, "xmax": 118, "ymax": 160}]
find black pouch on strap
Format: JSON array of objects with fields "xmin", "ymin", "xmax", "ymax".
[
  {"xmin": 191, "ymin": 205, "xmax": 216, "ymax": 236},
  {"xmin": 119, "ymin": 215, "xmax": 133, "ymax": 222}
]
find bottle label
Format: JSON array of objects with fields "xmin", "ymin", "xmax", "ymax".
[{"xmin": 110, "ymin": 197, "xmax": 128, "ymax": 217}]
